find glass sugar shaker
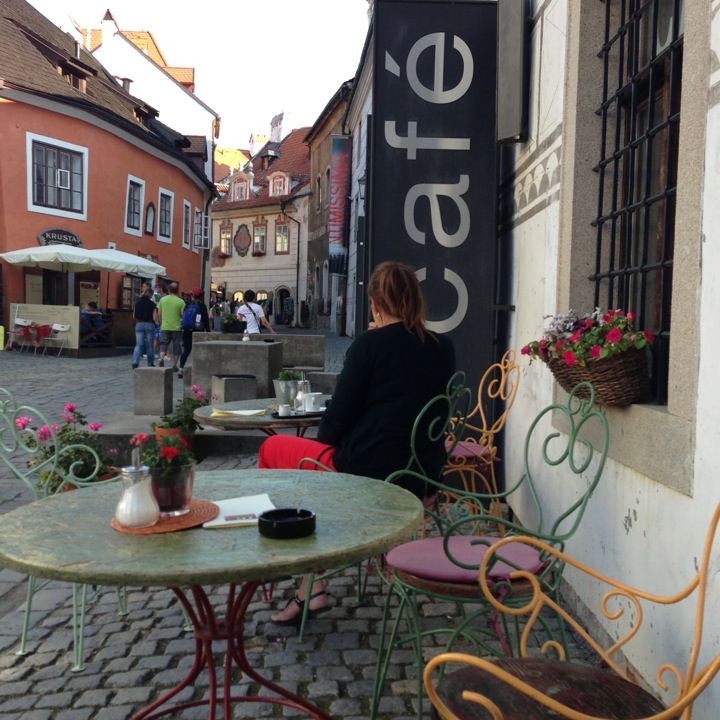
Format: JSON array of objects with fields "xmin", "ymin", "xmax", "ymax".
[
  {"xmin": 115, "ymin": 465, "xmax": 160, "ymax": 528},
  {"xmin": 294, "ymin": 379, "xmax": 311, "ymax": 411}
]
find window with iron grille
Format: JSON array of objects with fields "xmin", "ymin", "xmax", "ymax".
[
  {"xmin": 593, "ymin": 0, "xmax": 684, "ymax": 403},
  {"xmin": 32, "ymin": 140, "xmax": 84, "ymax": 213}
]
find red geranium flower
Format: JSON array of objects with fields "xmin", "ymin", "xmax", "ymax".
[
  {"xmin": 643, "ymin": 329, "xmax": 654, "ymax": 342},
  {"xmin": 555, "ymin": 339, "xmax": 565, "ymax": 352},
  {"xmin": 562, "ymin": 350, "xmax": 577, "ymax": 366},
  {"xmin": 590, "ymin": 345, "xmax": 602, "ymax": 359},
  {"xmin": 569, "ymin": 329, "xmax": 582, "ymax": 343},
  {"xmin": 606, "ymin": 327, "xmax": 622, "ymax": 344},
  {"xmin": 159, "ymin": 446, "xmax": 180, "ymax": 462},
  {"xmin": 520, "ymin": 345, "xmax": 530, "ymax": 355}
]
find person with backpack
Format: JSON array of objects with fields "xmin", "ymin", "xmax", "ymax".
[
  {"xmin": 178, "ymin": 288, "xmax": 210, "ymax": 379},
  {"xmin": 235, "ymin": 289, "xmax": 276, "ymax": 334}
]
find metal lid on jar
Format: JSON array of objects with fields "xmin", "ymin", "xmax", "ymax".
[{"xmin": 120, "ymin": 464, "xmax": 150, "ymax": 477}]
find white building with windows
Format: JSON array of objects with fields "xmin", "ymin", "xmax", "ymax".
[{"xmin": 499, "ymin": 1, "xmax": 720, "ymax": 715}]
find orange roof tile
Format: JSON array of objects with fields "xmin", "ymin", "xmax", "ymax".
[
  {"xmin": 166, "ymin": 66, "xmax": 194, "ymax": 84},
  {"xmin": 120, "ymin": 30, "xmax": 166, "ymax": 66}
]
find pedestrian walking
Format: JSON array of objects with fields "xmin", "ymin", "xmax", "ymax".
[
  {"xmin": 236, "ymin": 289, "xmax": 276, "ymax": 334},
  {"xmin": 178, "ymin": 288, "xmax": 210, "ymax": 379},
  {"xmin": 157, "ymin": 283, "xmax": 185, "ymax": 370},
  {"xmin": 131, "ymin": 287, "xmax": 158, "ymax": 368}
]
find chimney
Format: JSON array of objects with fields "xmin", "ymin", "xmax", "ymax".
[
  {"xmin": 74, "ymin": 40, "xmax": 81, "ymax": 59},
  {"xmin": 270, "ymin": 113, "xmax": 283, "ymax": 143},
  {"xmin": 121, "ymin": 77, "xmax": 132, "ymax": 92}
]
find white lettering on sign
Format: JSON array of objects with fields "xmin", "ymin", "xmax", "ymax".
[
  {"xmin": 406, "ymin": 33, "xmax": 473, "ymax": 104},
  {"xmin": 416, "ymin": 267, "xmax": 469, "ymax": 334},
  {"xmin": 404, "ymin": 176, "xmax": 470, "ymax": 247},
  {"xmin": 382, "ymin": 31, "xmax": 476, "ymax": 333},
  {"xmin": 384, "ymin": 121, "xmax": 471, "ymax": 160}
]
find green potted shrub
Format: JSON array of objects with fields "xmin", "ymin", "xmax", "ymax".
[{"xmin": 152, "ymin": 385, "xmax": 209, "ymax": 448}]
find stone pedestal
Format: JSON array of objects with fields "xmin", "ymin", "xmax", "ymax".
[
  {"xmin": 183, "ymin": 367, "xmax": 193, "ymax": 396},
  {"xmin": 192, "ymin": 341, "xmax": 282, "ymax": 398},
  {"xmin": 134, "ymin": 367, "xmax": 173, "ymax": 415},
  {"xmin": 211, "ymin": 375, "xmax": 257, "ymax": 403}
]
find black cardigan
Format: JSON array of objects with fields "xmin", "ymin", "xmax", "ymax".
[{"xmin": 317, "ymin": 323, "xmax": 455, "ymax": 496}]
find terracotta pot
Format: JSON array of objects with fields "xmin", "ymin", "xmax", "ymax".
[{"xmin": 154, "ymin": 427, "xmax": 193, "ymax": 450}]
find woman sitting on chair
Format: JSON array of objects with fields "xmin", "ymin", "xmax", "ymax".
[{"xmin": 259, "ymin": 260, "xmax": 456, "ymax": 624}]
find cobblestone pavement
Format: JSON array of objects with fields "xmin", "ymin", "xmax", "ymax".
[{"xmin": 0, "ymin": 334, "xmax": 587, "ymax": 719}]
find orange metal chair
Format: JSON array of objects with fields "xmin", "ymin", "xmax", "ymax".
[{"xmin": 424, "ymin": 503, "xmax": 720, "ymax": 720}]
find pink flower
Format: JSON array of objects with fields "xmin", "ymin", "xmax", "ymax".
[
  {"xmin": 52, "ymin": 423, "xmax": 61, "ymax": 432},
  {"xmin": 569, "ymin": 329, "xmax": 582, "ymax": 343},
  {"xmin": 36, "ymin": 425, "xmax": 52, "ymax": 442},
  {"xmin": 15, "ymin": 416, "xmax": 32, "ymax": 430},
  {"xmin": 63, "ymin": 402, "xmax": 77, "ymax": 414},
  {"xmin": 626, "ymin": 312, "xmax": 635, "ymax": 321},
  {"xmin": 130, "ymin": 433, "xmax": 150, "ymax": 447},
  {"xmin": 63, "ymin": 413, "xmax": 75, "ymax": 423},
  {"xmin": 107, "ymin": 447, "xmax": 119, "ymax": 457},
  {"xmin": 590, "ymin": 345, "xmax": 602, "ymax": 359},
  {"xmin": 520, "ymin": 345, "xmax": 530, "ymax": 355},
  {"xmin": 555, "ymin": 339, "xmax": 565, "ymax": 352},
  {"xmin": 606, "ymin": 327, "xmax": 622, "ymax": 344},
  {"xmin": 190, "ymin": 385, "xmax": 201, "ymax": 393},
  {"xmin": 88, "ymin": 422, "xmax": 102, "ymax": 432},
  {"xmin": 562, "ymin": 350, "xmax": 577, "ymax": 366},
  {"xmin": 643, "ymin": 329, "xmax": 654, "ymax": 342}
]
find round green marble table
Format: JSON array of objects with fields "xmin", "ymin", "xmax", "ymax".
[
  {"xmin": 0, "ymin": 469, "xmax": 423, "ymax": 720},
  {"xmin": 194, "ymin": 397, "xmax": 331, "ymax": 436}
]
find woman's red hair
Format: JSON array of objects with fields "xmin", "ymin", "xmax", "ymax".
[{"xmin": 368, "ymin": 261, "xmax": 431, "ymax": 341}]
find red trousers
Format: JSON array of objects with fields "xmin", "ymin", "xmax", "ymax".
[{"xmin": 258, "ymin": 435, "xmax": 337, "ymax": 472}]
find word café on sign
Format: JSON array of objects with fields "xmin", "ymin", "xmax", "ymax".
[{"xmin": 372, "ymin": 0, "xmax": 497, "ymax": 384}]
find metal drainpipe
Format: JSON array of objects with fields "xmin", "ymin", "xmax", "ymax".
[{"xmin": 281, "ymin": 201, "xmax": 302, "ymax": 327}]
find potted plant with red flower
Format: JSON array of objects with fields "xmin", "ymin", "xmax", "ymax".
[
  {"xmin": 152, "ymin": 384, "xmax": 209, "ymax": 449},
  {"xmin": 131, "ymin": 432, "xmax": 195, "ymax": 516},
  {"xmin": 521, "ymin": 309, "xmax": 654, "ymax": 406}
]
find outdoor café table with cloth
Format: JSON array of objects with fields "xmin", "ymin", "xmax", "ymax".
[{"xmin": 0, "ymin": 469, "xmax": 423, "ymax": 720}]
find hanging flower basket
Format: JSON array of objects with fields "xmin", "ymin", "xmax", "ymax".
[
  {"xmin": 522, "ymin": 309, "xmax": 654, "ymax": 407},
  {"xmin": 546, "ymin": 349, "xmax": 650, "ymax": 406}
]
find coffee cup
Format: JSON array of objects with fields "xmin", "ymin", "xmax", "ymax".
[
  {"xmin": 278, "ymin": 403, "xmax": 291, "ymax": 417},
  {"xmin": 303, "ymin": 392, "xmax": 323, "ymax": 412}
]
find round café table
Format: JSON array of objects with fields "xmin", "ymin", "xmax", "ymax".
[
  {"xmin": 194, "ymin": 396, "xmax": 331, "ymax": 437},
  {"xmin": 0, "ymin": 469, "xmax": 423, "ymax": 720}
]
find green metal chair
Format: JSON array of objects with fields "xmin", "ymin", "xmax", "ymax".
[
  {"xmin": 370, "ymin": 381, "xmax": 610, "ymax": 719},
  {"xmin": 288, "ymin": 371, "xmax": 474, "ymax": 641},
  {"xmin": 0, "ymin": 388, "xmax": 125, "ymax": 671}
]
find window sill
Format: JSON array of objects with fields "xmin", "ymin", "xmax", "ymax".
[{"xmin": 552, "ymin": 389, "xmax": 694, "ymax": 496}]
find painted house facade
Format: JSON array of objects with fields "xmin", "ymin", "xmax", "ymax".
[
  {"xmin": 209, "ymin": 127, "xmax": 310, "ymax": 327},
  {"xmin": 0, "ymin": 0, "xmax": 214, "ymax": 338}
]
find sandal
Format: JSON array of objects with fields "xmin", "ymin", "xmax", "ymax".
[{"xmin": 270, "ymin": 590, "xmax": 330, "ymax": 626}]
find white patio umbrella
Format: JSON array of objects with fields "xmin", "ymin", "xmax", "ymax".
[
  {"xmin": 0, "ymin": 245, "xmax": 166, "ymax": 275},
  {"xmin": 0, "ymin": 244, "xmax": 99, "ymax": 272}
]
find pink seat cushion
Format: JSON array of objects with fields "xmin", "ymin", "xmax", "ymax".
[
  {"xmin": 445, "ymin": 439, "xmax": 495, "ymax": 461},
  {"xmin": 386, "ymin": 536, "xmax": 544, "ymax": 584}
]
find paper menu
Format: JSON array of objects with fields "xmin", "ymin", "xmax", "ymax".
[{"xmin": 203, "ymin": 494, "xmax": 276, "ymax": 528}]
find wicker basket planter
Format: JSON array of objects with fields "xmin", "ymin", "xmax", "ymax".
[{"xmin": 546, "ymin": 349, "xmax": 650, "ymax": 407}]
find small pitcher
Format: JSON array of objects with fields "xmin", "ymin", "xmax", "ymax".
[{"xmin": 115, "ymin": 465, "xmax": 160, "ymax": 528}]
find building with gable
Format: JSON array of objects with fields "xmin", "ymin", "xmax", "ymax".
[
  {"xmin": 210, "ymin": 122, "xmax": 310, "ymax": 327},
  {"xmin": 0, "ymin": 0, "xmax": 214, "ymax": 343}
]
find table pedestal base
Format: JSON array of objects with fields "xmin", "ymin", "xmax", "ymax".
[{"xmin": 132, "ymin": 581, "xmax": 331, "ymax": 720}]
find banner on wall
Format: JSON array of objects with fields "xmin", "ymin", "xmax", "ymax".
[
  {"xmin": 328, "ymin": 135, "xmax": 351, "ymax": 275},
  {"xmin": 371, "ymin": 0, "xmax": 498, "ymax": 387}
]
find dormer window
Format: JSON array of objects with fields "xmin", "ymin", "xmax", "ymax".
[
  {"xmin": 271, "ymin": 175, "xmax": 287, "ymax": 196},
  {"xmin": 233, "ymin": 181, "xmax": 248, "ymax": 201}
]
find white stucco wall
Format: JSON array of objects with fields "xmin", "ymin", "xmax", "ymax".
[{"xmin": 502, "ymin": 0, "xmax": 720, "ymax": 714}]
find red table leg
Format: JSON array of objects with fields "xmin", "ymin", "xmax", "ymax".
[{"xmin": 131, "ymin": 581, "xmax": 332, "ymax": 720}]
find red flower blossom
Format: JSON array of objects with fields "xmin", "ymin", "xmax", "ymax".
[
  {"xmin": 590, "ymin": 345, "xmax": 602, "ymax": 359},
  {"xmin": 585, "ymin": 318, "xmax": 595, "ymax": 330},
  {"xmin": 159, "ymin": 446, "xmax": 180, "ymax": 462},
  {"xmin": 569, "ymin": 329, "xmax": 582, "ymax": 343},
  {"xmin": 626, "ymin": 311, "xmax": 635, "ymax": 320},
  {"xmin": 643, "ymin": 329, "xmax": 654, "ymax": 342},
  {"xmin": 520, "ymin": 345, "xmax": 530, "ymax": 355},
  {"xmin": 562, "ymin": 350, "xmax": 577, "ymax": 366},
  {"xmin": 555, "ymin": 339, "xmax": 565, "ymax": 352},
  {"xmin": 130, "ymin": 432, "xmax": 150, "ymax": 447},
  {"xmin": 606, "ymin": 327, "xmax": 622, "ymax": 344}
]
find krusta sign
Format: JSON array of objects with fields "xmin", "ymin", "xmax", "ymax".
[
  {"xmin": 37, "ymin": 228, "xmax": 82, "ymax": 247},
  {"xmin": 372, "ymin": 0, "xmax": 497, "ymax": 381}
]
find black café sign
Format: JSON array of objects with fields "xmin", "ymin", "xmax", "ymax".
[{"xmin": 37, "ymin": 229, "xmax": 83, "ymax": 247}]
